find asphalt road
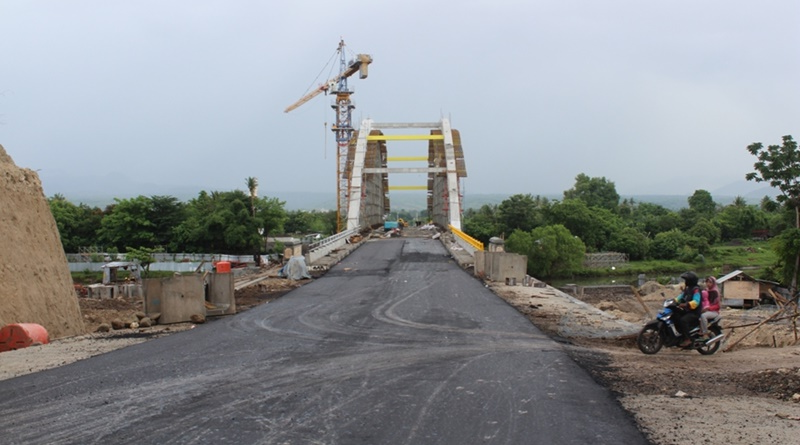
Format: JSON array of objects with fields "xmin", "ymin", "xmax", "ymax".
[{"xmin": 0, "ymin": 238, "xmax": 649, "ymax": 444}]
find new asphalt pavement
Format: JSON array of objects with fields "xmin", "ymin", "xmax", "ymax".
[{"xmin": 0, "ymin": 237, "xmax": 649, "ymax": 444}]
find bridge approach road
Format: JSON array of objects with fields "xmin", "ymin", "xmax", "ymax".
[{"xmin": 0, "ymin": 237, "xmax": 648, "ymax": 444}]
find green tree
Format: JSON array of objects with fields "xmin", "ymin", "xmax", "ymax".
[
  {"xmin": 506, "ymin": 225, "xmax": 585, "ymax": 277},
  {"xmin": 256, "ymin": 196, "xmax": 288, "ymax": 244},
  {"xmin": 618, "ymin": 197, "xmax": 636, "ymax": 219},
  {"xmin": 563, "ymin": 173, "xmax": 620, "ymax": 212},
  {"xmin": 760, "ymin": 196, "xmax": 780, "ymax": 213},
  {"xmin": 546, "ymin": 199, "xmax": 622, "ymax": 251},
  {"xmin": 125, "ymin": 246, "xmax": 164, "ymax": 277},
  {"xmin": 626, "ymin": 202, "xmax": 680, "ymax": 236},
  {"xmin": 174, "ymin": 190, "xmax": 269, "ymax": 253},
  {"xmin": 497, "ymin": 194, "xmax": 544, "ymax": 234},
  {"xmin": 687, "ymin": 189, "xmax": 717, "ymax": 216},
  {"xmin": 770, "ymin": 228, "xmax": 800, "ymax": 287},
  {"xmin": 285, "ymin": 210, "xmax": 316, "ymax": 234},
  {"xmin": 650, "ymin": 229, "xmax": 706, "ymax": 261},
  {"xmin": 606, "ymin": 226, "xmax": 650, "ymax": 261},
  {"xmin": 746, "ymin": 135, "xmax": 800, "ymax": 291},
  {"xmin": 97, "ymin": 195, "xmax": 184, "ymax": 252},
  {"xmin": 463, "ymin": 204, "xmax": 500, "ymax": 244},
  {"xmin": 149, "ymin": 195, "xmax": 185, "ymax": 248},
  {"xmin": 98, "ymin": 196, "xmax": 157, "ymax": 251},
  {"xmin": 48, "ymin": 195, "xmax": 103, "ymax": 252},
  {"xmin": 713, "ymin": 203, "xmax": 767, "ymax": 241},
  {"xmin": 687, "ymin": 218, "xmax": 721, "ymax": 245}
]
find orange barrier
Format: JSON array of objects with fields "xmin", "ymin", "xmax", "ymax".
[
  {"xmin": 215, "ymin": 261, "xmax": 231, "ymax": 273},
  {"xmin": 0, "ymin": 323, "xmax": 50, "ymax": 353}
]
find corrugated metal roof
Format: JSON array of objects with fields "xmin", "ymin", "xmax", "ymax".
[
  {"xmin": 717, "ymin": 269, "xmax": 781, "ymax": 286},
  {"xmin": 717, "ymin": 270, "xmax": 746, "ymax": 283}
]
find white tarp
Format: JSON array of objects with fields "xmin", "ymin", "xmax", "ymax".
[{"xmin": 279, "ymin": 256, "xmax": 311, "ymax": 280}]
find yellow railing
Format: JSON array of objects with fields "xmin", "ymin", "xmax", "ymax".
[
  {"xmin": 449, "ymin": 225, "xmax": 484, "ymax": 251},
  {"xmin": 367, "ymin": 134, "xmax": 444, "ymax": 141}
]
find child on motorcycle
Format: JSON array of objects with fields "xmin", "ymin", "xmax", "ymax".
[
  {"xmin": 700, "ymin": 276, "xmax": 721, "ymax": 336},
  {"xmin": 674, "ymin": 271, "xmax": 703, "ymax": 347}
]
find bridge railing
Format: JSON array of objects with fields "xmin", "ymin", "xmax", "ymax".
[
  {"xmin": 306, "ymin": 227, "xmax": 361, "ymax": 264},
  {"xmin": 449, "ymin": 225, "xmax": 484, "ymax": 254}
]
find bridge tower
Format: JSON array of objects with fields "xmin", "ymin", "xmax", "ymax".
[{"xmin": 344, "ymin": 118, "xmax": 467, "ymax": 231}]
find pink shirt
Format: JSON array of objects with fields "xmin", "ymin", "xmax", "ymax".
[{"xmin": 701, "ymin": 289, "xmax": 721, "ymax": 312}]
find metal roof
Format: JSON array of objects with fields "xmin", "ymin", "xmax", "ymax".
[
  {"xmin": 717, "ymin": 269, "xmax": 781, "ymax": 286},
  {"xmin": 717, "ymin": 270, "xmax": 747, "ymax": 283}
]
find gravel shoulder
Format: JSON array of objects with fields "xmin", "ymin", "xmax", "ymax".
[{"xmin": 489, "ymin": 281, "xmax": 800, "ymax": 445}]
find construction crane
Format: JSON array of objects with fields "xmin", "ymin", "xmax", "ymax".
[{"xmin": 285, "ymin": 39, "xmax": 372, "ymax": 232}]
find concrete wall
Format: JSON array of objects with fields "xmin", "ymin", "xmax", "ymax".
[
  {"xmin": 208, "ymin": 272, "xmax": 235, "ymax": 315},
  {"xmin": 474, "ymin": 251, "xmax": 527, "ymax": 283},
  {"xmin": 144, "ymin": 272, "xmax": 236, "ymax": 323},
  {"xmin": 143, "ymin": 275, "xmax": 206, "ymax": 324},
  {"xmin": 453, "ymin": 234, "xmax": 478, "ymax": 256},
  {"xmin": 86, "ymin": 283, "xmax": 143, "ymax": 299}
]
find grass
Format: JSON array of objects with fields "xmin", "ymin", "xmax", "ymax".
[{"xmin": 558, "ymin": 240, "xmax": 778, "ymax": 284}]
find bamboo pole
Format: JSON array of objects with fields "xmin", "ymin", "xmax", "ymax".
[{"xmin": 723, "ymin": 309, "xmax": 786, "ymax": 352}]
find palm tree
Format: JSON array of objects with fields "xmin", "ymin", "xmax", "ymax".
[
  {"xmin": 246, "ymin": 177, "xmax": 261, "ymax": 265},
  {"xmin": 245, "ymin": 177, "xmax": 258, "ymax": 218}
]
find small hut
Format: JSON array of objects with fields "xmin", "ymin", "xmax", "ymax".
[{"xmin": 716, "ymin": 270, "xmax": 780, "ymax": 308}]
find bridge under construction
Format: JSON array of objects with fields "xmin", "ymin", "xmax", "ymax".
[{"xmin": 342, "ymin": 118, "xmax": 467, "ymax": 231}]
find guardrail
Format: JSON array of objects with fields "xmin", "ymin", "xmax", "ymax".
[
  {"xmin": 306, "ymin": 227, "xmax": 361, "ymax": 264},
  {"xmin": 449, "ymin": 225, "xmax": 484, "ymax": 254}
]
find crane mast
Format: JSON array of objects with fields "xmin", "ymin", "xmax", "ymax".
[{"xmin": 284, "ymin": 39, "xmax": 372, "ymax": 232}]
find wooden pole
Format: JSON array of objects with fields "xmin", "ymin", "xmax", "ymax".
[
  {"xmin": 630, "ymin": 286, "xmax": 653, "ymax": 318},
  {"xmin": 723, "ymin": 309, "xmax": 786, "ymax": 352}
]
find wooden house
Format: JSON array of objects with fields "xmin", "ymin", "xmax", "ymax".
[{"xmin": 716, "ymin": 270, "xmax": 780, "ymax": 308}]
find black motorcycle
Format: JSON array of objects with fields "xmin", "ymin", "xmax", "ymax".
[{"xmin": 637, "ymin": 299, "xmax": 724, "ymax": 355}]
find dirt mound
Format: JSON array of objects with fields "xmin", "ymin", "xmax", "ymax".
[{"xmin": 0, "ymin": 144, "xmax": 84, "ymax": 338}]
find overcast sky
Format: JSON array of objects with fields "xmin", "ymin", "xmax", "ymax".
[{"xmin": 1, "ymin": 1, "xmax": 798, "ymax": 203}]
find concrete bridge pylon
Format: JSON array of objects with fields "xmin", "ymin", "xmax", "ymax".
[{"xmin": 344, "ymin": 118, "xmax": 467, "ymax": 231}]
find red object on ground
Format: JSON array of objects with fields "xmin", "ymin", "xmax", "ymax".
[
  {"xmin": 0, "ymin": 323, "xmax": 50, "ymax": 353},
  {"xmin": 215, "ymin": 261, "xmax": 231, "ymax": 273}
]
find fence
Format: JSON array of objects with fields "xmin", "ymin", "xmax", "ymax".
[{"xmin": 583, "ymin": 252, "xmax": 628, "ymax": 269}]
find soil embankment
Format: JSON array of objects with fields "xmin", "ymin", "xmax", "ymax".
[{"xmin": 0, "ymin": 144, "xmax": 84, "ymax": 338}]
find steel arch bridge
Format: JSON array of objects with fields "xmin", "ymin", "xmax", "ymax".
[{"xmin": 341, "ymin": 118, "xmax": 467, "ymax": 231}]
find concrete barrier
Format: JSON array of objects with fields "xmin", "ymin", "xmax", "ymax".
[{"xmin": 305, "ymin": 228, "xmax": 360, "ymax": 265}]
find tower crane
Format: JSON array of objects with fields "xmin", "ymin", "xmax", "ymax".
[{"xmin": 285, "ymin": 39, "xmax": 373, "ymax": 232}]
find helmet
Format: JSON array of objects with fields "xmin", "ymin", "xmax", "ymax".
[{"xmin": 680, "ymin": 271, "xmax": 698, "ymax": 288}]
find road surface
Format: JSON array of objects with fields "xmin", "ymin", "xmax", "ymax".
[{"xmin": 0, "ymin": 238, "xmax": 649, "ymax": 444}]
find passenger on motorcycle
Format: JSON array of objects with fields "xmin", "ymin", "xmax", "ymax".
[
  {"xmin": 700, "ymin": 276, "xmax": 721, "ymax": 337},
  {"xmin": 674, "ymin": 271, "xmax": 702, "ymax": 347}
]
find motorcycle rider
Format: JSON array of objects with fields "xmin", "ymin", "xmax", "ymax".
[{"xmin": 674, "ymin": 271, "xmax": 703, "ymax": 347}]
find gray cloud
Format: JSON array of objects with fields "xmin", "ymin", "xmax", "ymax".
[{"xmin": 1, "ymin": 0, "xmax": 797, "ymax": 203}]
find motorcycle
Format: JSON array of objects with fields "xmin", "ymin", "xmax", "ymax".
[{"xmin": 637, "ymin": 299, "xmax": 725, "ymax": 355}]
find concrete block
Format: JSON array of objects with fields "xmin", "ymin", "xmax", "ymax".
[{"xmin": 143, "ymin": 275, "xmax": 205, "ymax": 324}]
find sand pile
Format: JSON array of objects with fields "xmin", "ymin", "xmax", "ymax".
[{"xmin": 0, "ymin": 144, "xmax": 84, "ymax": 338}]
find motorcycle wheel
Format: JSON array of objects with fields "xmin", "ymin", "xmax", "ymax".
[
  {"xmin": 637, "ymin": 325, "xmax": 663, "ymax": 354},
  {"xmin": 697, "ymin": 326, "xmax": 723, "ymax": 355}
]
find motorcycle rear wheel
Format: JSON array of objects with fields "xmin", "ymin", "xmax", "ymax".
[
  {"xmin": 637, "ymin": 325, "xmax": 663, "ymax": 354},
  {"xmin": 697, "ymin": 326, "xmax": 723, "ymax": 355}
]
